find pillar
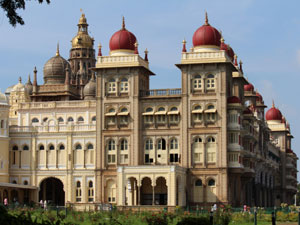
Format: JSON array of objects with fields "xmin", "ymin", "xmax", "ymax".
[{"xmin": 152, "ymin": 186, "xmax": 155, "ymax": 205}]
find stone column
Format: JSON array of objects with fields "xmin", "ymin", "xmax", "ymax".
[{"xmin": 152, "ymin": 186, "xmax": 155, "ymax": 205}]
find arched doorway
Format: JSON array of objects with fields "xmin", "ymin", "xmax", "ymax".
[
  {"xmin": 155, "ymin": 177, "xmax": 167, "ymax": 205},
  {"xmin": 39, "ymin": 177, "xmax": 65, "ymax": 206},
  {"xmin": 141, "ymin": 177, "xmax": 153, "ymax": 205}
]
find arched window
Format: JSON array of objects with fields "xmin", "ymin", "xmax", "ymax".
[
  {"xmin": 107, "ymin": 140, "xmax": 116, "ymax": 164},
  {"xmin": 193, "ymin": 75, "xmax": 202, "ymax": 90},
  {"xmin": 193, "ymin": 137, "xmax": 203, "ymax": 163},
  {"xmin": 77, "ymin": 117, "xmax": 84, "ymax": 122},
  {"xmin": 76, "ymin": 181, "xmax": 82, "ymax": 202},
  {"xmin": 67, "ymin": 117, "xmax": 74, "ymax": 122},
  {"xmin": 107, "ymin": 140, "xmax": 115, "ymax": 151},
  {"xmin": 43, "ymin": 117, "xmax": 48, "ymax": 122},
  {"xmin": 169, "ymin": 107, "xmax": 179, "ymax": 123},
  {"xmin": 120, "ymin": 139, "xmax": 128, "ymax": 151},
  {"xmin": 192, "ymin": 105, "xmax": 203, "ymax": 122},
  {"xmin": 75, "ymin": 144, "xmax": 82, "ymax": 150},
  {"xmin": 205, "ymin": 105, "xmax": 216, "ymax": 122},
  {"xmin": 58, "ymin": 117, "xmax": 64, "ymax": 123},
  {"xmin": 91, "ymin": 116, "xmax": 96, "ymax": 122},
  {"xmin": 108, "ymin": 78, "xmax": 116, "ymax": 93},
  {"xmin": 206, "ymin": 74, "xmax": 215, "ymax": 90},
  {"xmin": 170, "ymin": 138, "xmax": 178, "ymax": 149},
  {"xmin": 194, "ymin": 179, "xmax": 204, "ymax": 202},
  {"xmin": 120, "ymin": 139, "xmax": 129, "ymax": 164},
  {"xmin": 88, "ymin": 181, "xmax": 94, "ymax": 202},
  {"xmin": 195, "ymin": 179, "xmax": 202, "ymax": 186},
  {"xmin": 23, "ymin": 180, "xmax": 28, "ymax": 185},
  {"xmin": 49, "ymin": 144, "xmax": 55, "ymax": 150},
  {"xmin": 12, "ymin": 180, "xmax": 17, "ymax": 184},
  {"xmin": 206, "ymin": 137, "xmax": 216, "ymax": 163},
  {"xmin": 156, "ymin": 107, "xmax": 166, "ymax": 124},
  {"xmin": 32, "ymin": 118, "xmax": 39, "ymax": 123},
  {"xmin": 144, "ymin": 107, "xmax": 154, "ymax": 124},
  {"xmin": 59, "ymin": 144, "xmax": 65, "ymax": 150},
  {"xmin": 87, "ymin": 144, "xmax": 94, "ymax": 150},
  {"xmin": 12, "ymin": 145, "xmax": 18, "ymax": 151},
  {"xmin": 157, "ymin": 138, "xmax": 166, "ymax": 150},
  {"xmin": 0, "ymin": 120, "xmax": 4, "ymax": 128},
  {"xmin": 23, "ymin": 145, "xmax": 29, "ymax": 151},
  {"xmin": 120, "ymin": 77, "xmax": 129, "ymax": 93},
  {"xmin": 208, "ymin": 179, "xmax": 215, "ymax": 186},
  {"xmin": 39, "ymin": 145, "xmax": 45, "ymax": 150},
  {"xmin": 146, "ymin": 107, "xmax": 153, "ymax": 112},
  {"xmin": 119, "ymin": 108, "xmax": 129, "ymax": 125},
  {"xmin": 106, "ymin": 108, "xmax": 116, "ymax": 125},
  {"xmin": 145, "ymin": 139, "xmax": 153, "ymax": 150}
]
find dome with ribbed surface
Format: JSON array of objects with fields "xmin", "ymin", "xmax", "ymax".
[
  {"xmin": 43, "ymin": 47, "xmax": 70, "ymax": 85},
  {"xmin": 227, "ymin": 96, "xmax": 241, "ymax": 104},
  {"xmin": 192, "ymin": 13, "xmax": 221, "ymax": 49},
  {"xmin": 83, "ymin": 74, "xmax": 96, "ymax": 99},
  {"xmin": 266, "ymin": 103, "xmax": 282, "ymax": 121},
  {"xmin": 109, "ymin": 17, "xmax": 137, "ymax": 53},
  {"xmin": 244, "ymin": 83, "xmax": 254, "ymax": 92}
]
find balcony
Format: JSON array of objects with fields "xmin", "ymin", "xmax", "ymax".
[
  {"xmin": 140, "ymin": 89, "xmax": 182, "ymax": 98},
  {"xmin": 19, "ymin": 100, "xmax": 96, "ymax": 110}
]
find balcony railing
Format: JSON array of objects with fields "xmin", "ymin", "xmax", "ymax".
[
  {"xmin": 9, "ymin": 124, "xmax": 96, "ymax": 133},
  {"xmin": 140, "ymin": 88, "xmax": 182, "ymax": 97}
]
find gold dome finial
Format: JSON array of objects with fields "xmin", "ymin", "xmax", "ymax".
[
  {"xmin": 56, "ymin": 42, "xmax": 60, "ymax": 56},
  {"xmin": 122, "ymin": 16, "xmax": 125, "ymax": 30},
  {"xmin": 204, "ymin": 11, "xmax": 209, "ymax": 25},
  {"xmin": 18, "ymin": 76, "xmax": 22, "ymax": 83}
]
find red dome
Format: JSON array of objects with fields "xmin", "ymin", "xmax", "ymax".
[
  {"xmin": 266, "ymin": 104, "xmax": 282, "ymax": 121},
  {"xmin": 109, "ymin": 18, "xmax": 137, "ymax": 51},
  {"xmin": 244, "ymin": 83, "xmax": 254, "ymax": 92},
  {"xmin": 256, "ymin": 92, "xmax": 263, "ymax": 102},
  {"xmin": 227, "ymin": 96, "xmax": 241, "ymax": 104},
  {"xmin": 192, "ymin": 14, "xmax": 221, "ymax": 47},
  {"xmin": 220, "ymin": 40, "xmax": 235, "ymax": 61}
]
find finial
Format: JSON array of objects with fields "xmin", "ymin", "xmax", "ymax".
[
  {"xmin": 239, "ymin": 60, "xmax": 243, "ymax": 73},
  {"xmin": 18, "ymin": 77, "xmax": 22, "ymax": 84},
  {"xmin": 204, "ymin": 11, "xmax": 209, "ymax": 25},
  {"xmin": 134, "ymin": 41, "xmax": 139, "ymax": 54},
  {"xmin": 272, "ymin": 100, "xmax": 275, "ymax": 108},
  {"xmin": 27, "ymin": 74, "xmax": 31, "ymax": 83},
  {"xmin": 144, "ymin": 48, "xmax": 148, "ymax": 61},
  {"xmin": 182, "ymin": 39, "xmax": 187, "ymax": 53},
  {"xmin": 122, "ymin": 16, "xmax": 125, "ymax": 30},
  {"xmin": 33, "ymin": 66, "xmax": 37, "ymax": 86},
  {"xmin": 98, "ymin": 43, "xmax": 102, "ymax": 56},
  {"xmin": 56, "ymin": 42, "xmax": 60, "ymax": 56},
  {"xmin": 234, "ymin": 55, "xmax": 238, "ymax": 66}
]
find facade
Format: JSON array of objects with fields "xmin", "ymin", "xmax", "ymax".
[{"xmin": 0, "ymin": 13, "xmax": 297, "ymax": 209}]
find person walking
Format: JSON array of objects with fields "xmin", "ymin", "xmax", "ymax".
[{"xmin": 44, "ymin": 200, "xmax": 47, "ymax": 211}]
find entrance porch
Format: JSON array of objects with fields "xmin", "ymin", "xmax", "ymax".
[{"xmin": 117, "ymin": 165, "xmax": 186, "ymax": 207}]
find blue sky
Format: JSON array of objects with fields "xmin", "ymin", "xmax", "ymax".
[{"xmin": 0, "ymin": 0, "xmax": 300, "ymax": 173}]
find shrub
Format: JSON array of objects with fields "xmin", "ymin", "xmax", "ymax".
[{"xmin": 176, "ymin": 216, "xmax": 210, "ymax": 225}]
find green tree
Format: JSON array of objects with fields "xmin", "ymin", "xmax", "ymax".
[{"xmin": 0, "ymin": 0, "xmax": 50, "ymax": 27}]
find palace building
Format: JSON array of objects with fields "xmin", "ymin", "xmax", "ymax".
[{"xmin": 0, "ymin": 13, "xmax": 297, "ymax": 209}]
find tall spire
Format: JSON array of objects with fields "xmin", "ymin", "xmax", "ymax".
[
  {"xmin": 204, "ymin": 11, "xmax": 209, "ymax": 25},
  {"xmin": 56, "ymin": 42, "xmax": 60, "ymax": 56},
  {"xmin": 272, "ymin": 100, "xmax": 275, "ymax": 108},
  {"xmin": 18, "ymin": 77, "xmax": 22, "ymax": 83},
  {"xmin": 33, "ymin": 66, "xmax": 37, "ymax": 86},
  {"xmin": 27, "ymin": 74, "xmax": 32, "ymax": 85},
  {"xmin": 122, "ymin": 16, "xmax": 125, "ymax": 30}
]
